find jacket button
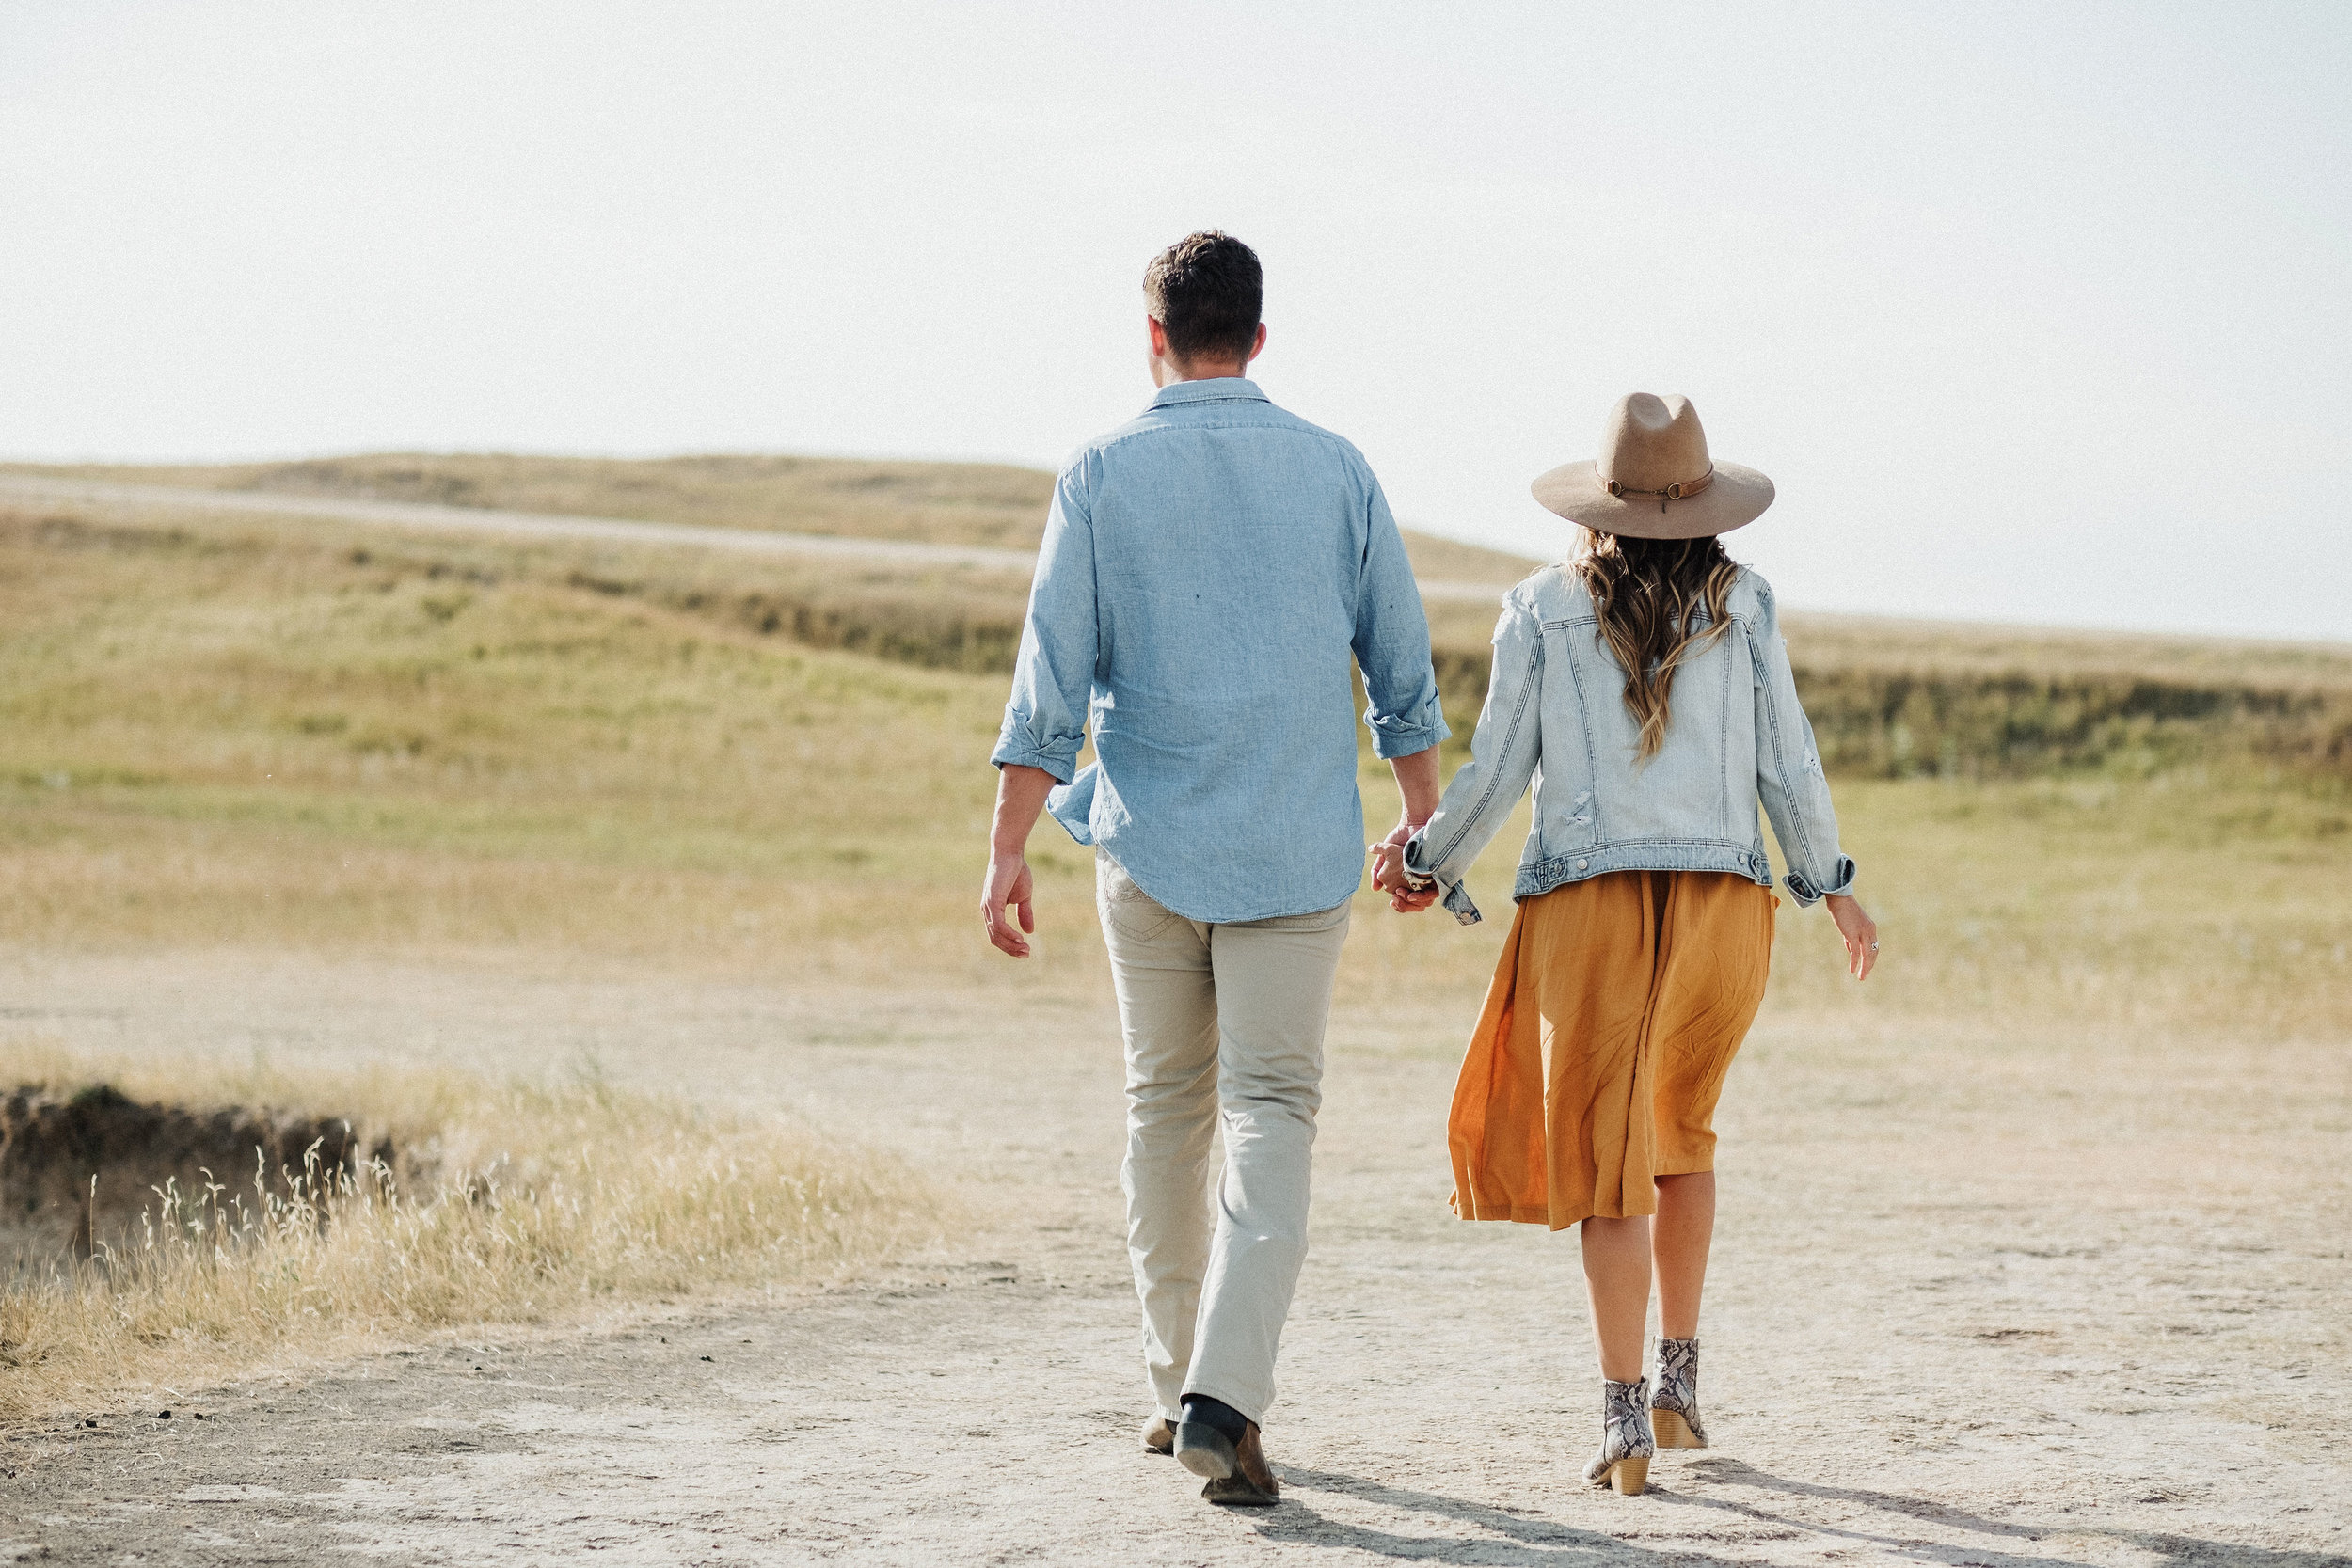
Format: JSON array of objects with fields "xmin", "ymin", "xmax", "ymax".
[{"xmin": 1575, "ymin": 858, "xmax": 1589, "ymax": 872}]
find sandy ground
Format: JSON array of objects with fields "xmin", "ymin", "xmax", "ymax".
[{"xmin": 2, "ymin": 948, "xmax": 2348, "ymax": 1566}]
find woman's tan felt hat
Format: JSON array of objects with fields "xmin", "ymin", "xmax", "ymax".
[{"xmin": 1531, "ymin": 392, "xmax": 1774, "ymax": 539}]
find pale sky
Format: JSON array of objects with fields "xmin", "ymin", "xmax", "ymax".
[{"xmin": 4, "ymin": 3, "xmax": 2347, "ymax": 640}]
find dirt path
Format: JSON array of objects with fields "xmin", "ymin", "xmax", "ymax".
[
  {"xmin": 0, "ymin": 476, "xmax": 1516, "ymax": 603},
  {"xmin": 3, "ymin": 951, "xmax": 2348, "ymax": 1565}
]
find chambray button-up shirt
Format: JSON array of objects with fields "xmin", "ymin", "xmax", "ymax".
[{"xmin": 991, "ymin": 378, "xmax": 1448, "ymax": 924}]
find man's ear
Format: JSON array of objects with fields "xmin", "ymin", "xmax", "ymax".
[
  {"xmin": 1147, "ymin": 316, "xmax": 1170, "ymax": 359},
  {"xmin": 1245, "ymin": 323, "xmax": 1268, "ymax": 365}
]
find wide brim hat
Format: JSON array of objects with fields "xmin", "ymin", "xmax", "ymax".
[{"xmin": 1531, "ymin": 392, "xmax": 1773, "ymax": 539}]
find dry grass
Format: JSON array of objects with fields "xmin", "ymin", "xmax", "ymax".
[
  {"xmin": 0, "ymin": 479, "xmax": 2343, "ymax": 1438},
  {"xmin": 4, "ymin": 453, "xmax": 2352, "ymax": 1542},
  {"xmin": 3, "ymin": 482, "xmax": 2349, "ymax": 1426},
  {"xmin": 0, "ymin": 501, "xmax": 1033, "ymax": 979},
  {"xmin": 0, "ymin": 1040, "xmax": 934, "ymax": 1422},
  {"xmin": 6, "ymin": 494, "xmax": 2347, "ymax": 1038},
  {"xmin": 0, "ymin": 452, "xmax": 1544, "ymax": 582},
  {"xmin": 38, "ymin": 455, "xmax": 2340, "ymax": 783},
  {"xmin": 4, "ymin": 453, "xmax": 1059, "ymax": 551}
]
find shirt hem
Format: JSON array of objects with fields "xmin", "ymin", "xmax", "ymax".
[{"xmin": 1102, "ymin": 848, "xmax": 1361, "ymax": 927}]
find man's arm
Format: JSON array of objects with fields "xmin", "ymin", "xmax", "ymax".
[
  {"xmin": 982, "ymin": 464, "xmax": 1098, "ymax": 959},
  {"xmin": 982, "ymin": 764, "xmax": 1057, "ymax": 958},
  {"xmin": 1350, "ymin": 474, "xmax": 1450, "ymax": 762},
  {"xmin": 1350, "ymin": 470, "xmax": 1451, "ymax": 911}
]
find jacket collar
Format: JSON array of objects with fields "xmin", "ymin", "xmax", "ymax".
[{"xmin": 1148, "ymin": 376, "xmax": 1267, "ymax": 410}]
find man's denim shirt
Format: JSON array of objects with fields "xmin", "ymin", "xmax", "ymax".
[
  {"xmin": 1403, "ymin": 564, "xmax": 1857, "ymax": 925},
  {"xmin": 992, "ymin": 378, "xmax": 1448, "ymax": 924}
]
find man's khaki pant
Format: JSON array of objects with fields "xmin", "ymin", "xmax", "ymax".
[{"xmin": 1096, "ymin": 855, "xmax": 1351, "ymax": 1427}]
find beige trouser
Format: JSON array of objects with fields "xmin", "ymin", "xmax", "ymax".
[{"xmin": 1096, "ymin": 854, "xmax": 1350, "ymax": 1428}]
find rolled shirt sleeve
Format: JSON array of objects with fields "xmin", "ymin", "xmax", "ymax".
[
  {"xmin": 991, "ymin": 466, "xmax": 1098, "ymax": 784},
  {"xmin": 1353, "ymin": 476, "xmax": 1450, "ymax": 759}
]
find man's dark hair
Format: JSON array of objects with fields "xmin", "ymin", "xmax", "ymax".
[{"xmin": 1143, "ymin": 231, "xmax": 1263, "ymax": 366}]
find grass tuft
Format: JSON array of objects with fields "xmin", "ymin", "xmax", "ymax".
[{"xmin": 0, "ymin": 1047, "xmax": 935, "ymax": 1420}]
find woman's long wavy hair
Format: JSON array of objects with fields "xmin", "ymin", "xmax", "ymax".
[{"xmin": 1571, "ymin": 529, "xmax": 1741, "ymax": 759}]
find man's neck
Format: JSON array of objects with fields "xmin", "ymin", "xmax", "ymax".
[{"xmin": 1152, "ymin": 358, "xmax": 1249, "ymax": 388}]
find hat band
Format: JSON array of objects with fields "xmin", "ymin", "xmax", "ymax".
[{"xmin": 1602, "ymin": 466, "xmax": 1714, "ymax": 512}]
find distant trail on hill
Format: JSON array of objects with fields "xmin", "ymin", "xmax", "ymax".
[{"xmin": 0, "ymin": 475, "xmax": 1516, "ymax": 604}]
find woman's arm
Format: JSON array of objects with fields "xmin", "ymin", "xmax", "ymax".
[
  {"xmin": 1747, "ymin": 579, "xmax": 1856, "ymax": 907},
  {"xmin": 1747, "ymin": 579, "xmax": 1879, "ymax": 979},
  {"xmin": 1379, "ymin": 593, "xmax": 1546, "ymax": 925}
]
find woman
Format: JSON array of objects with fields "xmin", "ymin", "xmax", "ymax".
[{"xmin": 1374, "ymin": 393, "xmax": 1879, "ymax": 1497}]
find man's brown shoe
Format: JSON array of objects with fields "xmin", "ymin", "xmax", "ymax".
[
  {"xmin": 1200, "ymin": 1422, "xmax": 1279, "ymax": 1507},
  {"xmin": 1142, "ymin": 1417, "xmax": 1175, "ymax": 1455}
]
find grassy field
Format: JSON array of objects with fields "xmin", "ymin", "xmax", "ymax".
[
  {"xmin": 5, "ymin": 462, "xmax": 2347, "ymax": 1551},
  {"xmin": 24, "ymin": 452, "xmax": 2347, "ymax": 783},
  {"xmin": 5, "ymin": 489, "xmax": 2347, "ymax": 1038},
  {"xmin": 0, "ymin": 451, "xmax": 1544, "ymax": 583},
  {"xmin": 3, "ymin": 467, "xmax": 2349, "ymax": 1420}
]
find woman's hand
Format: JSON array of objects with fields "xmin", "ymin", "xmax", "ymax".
[
  {"xmin": 1824, "ymin": 892, "xmax": 1879, "ymax": 980},
  {"xmin": 1369, "ymin": 823, "xmax": 1439, "ymax": 913}
]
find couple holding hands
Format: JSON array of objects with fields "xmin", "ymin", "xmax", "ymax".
[{"xmin": 982, "ymin": 231, "xmax": 1879, "ymax": 1505}]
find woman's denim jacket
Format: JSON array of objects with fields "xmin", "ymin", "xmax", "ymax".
[{"xmin": 1403, "ymin": 564, "xmax": 1856, "ymax": 925}]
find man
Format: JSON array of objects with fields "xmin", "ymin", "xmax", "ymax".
[{"xmin": 981, "ymin": 231, "xmax": 1446, "ymax": 1506}]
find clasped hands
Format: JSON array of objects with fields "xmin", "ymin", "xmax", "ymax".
[{"xmin": 1368, "ymin": 822, "xmax": 1440, "ymax": 913}]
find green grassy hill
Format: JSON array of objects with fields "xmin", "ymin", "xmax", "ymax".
[
  {"xmin": 9, "ymin": 453, "xmax": 2347, "ymax": 783},
  {"xmin": 4, "ymin": 489, "xmax": 2345, "ymax": 1046},
  {"xmin": 0, "ymin": 452, "xmax": 1545, "ymax": 583}
]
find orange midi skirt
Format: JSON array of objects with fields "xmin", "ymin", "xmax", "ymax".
[{"xmin": 1448, "ymin": 869, "xmax": 1776, "ymax": 1230}]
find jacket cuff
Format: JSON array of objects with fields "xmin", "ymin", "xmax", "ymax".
[
  {"xmin": 1784, "ymin": 855, "xmax": 1857, "ymax": 908},
  {"xmin": 1404, "ymin": 829, "xmax": 1482, "ymax": 925},
  {"xmin": 1402, "ymin": 826, "xmax": 1437, "ymax": 878},
  {"xmin": 1365, "ymin": 706, "xmax": 1450, "ymax": 761}
]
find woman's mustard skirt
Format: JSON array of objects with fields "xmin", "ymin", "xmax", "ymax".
[{"xmin": 1448, "ymin": 869, "xmax": 1776, "ymax": 1230}]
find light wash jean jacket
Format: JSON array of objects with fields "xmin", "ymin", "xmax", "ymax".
[{"xmin": 1403, "ymin": 563, "xmax": 1856, "ymax": 925}]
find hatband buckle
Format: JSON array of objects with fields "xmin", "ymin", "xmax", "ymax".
[{"xmin": 1602, "ymin": 466, "xmax": 1715, "ymax": 511}]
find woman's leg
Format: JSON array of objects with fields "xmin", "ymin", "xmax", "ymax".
[
  {"xmin": 1581, "ymin": 1212, "xmax": 1660, "ymax": 1491},
  {"xmin": 1652, "ymin": 1171, "xmax": 1716, "ymax": 1338},
  {"xmin": 1580, "ymin": 1214, "xmax": 1652, "ymax": 1382}
]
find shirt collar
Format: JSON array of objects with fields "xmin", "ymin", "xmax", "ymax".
[{"xmin": 1148, "ymin": 376, "xmax": 1268, "ymax": 409}]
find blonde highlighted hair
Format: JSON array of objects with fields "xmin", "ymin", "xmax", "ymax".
[{"xmin": 1571, "ymin": 530, "xmax": 1741, "ymax": 759}]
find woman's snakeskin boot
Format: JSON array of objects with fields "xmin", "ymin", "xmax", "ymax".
[
  {"xmin": 1581, "ymin": 1377, "xmax": 1654, "ymax": 1495},
  {"xmin": 1651, "ymin": 1337, "xmax": 1708, "ymax": 1449}
]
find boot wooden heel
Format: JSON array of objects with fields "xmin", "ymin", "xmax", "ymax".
[
  {"xmin": 1650, "ymin": 1338, "xmax": 1709, "ymax": 1450},
  {"xmin": 1651, "ymin": 1408, "xmax": 1705, "ymax": 1449},
  {"xmin": 1582, "ymin": 1378, "xmax": 1656, "ymax": 1495}
]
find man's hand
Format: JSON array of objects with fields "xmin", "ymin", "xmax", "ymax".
[
  {"xmin": 982, "ymin": 764, "xmax": 1058, "ymax": 958},
  {"xmin": 1374, "ymin": 744, "xmax": 1444, "ymax": 913},
  {"xmin": 1824, "ymin": 892, "xmax": 1880, "ymax": 980},
  {"xmin": 981, "ymin": 851, "xmax": 1037, "ymax": 958},
  {"xmin": 1370, "ymin": 825, "xmax": 1439, "ymax": 913}
]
